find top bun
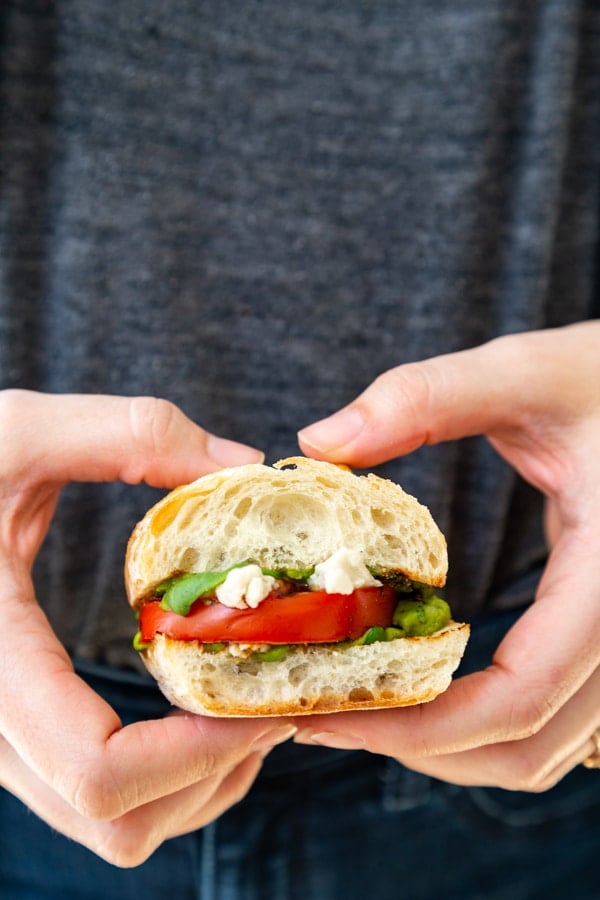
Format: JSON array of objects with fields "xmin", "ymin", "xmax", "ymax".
[{"xmin": 125, "ymin": 457, "xmax": 448, "ymax": 608}]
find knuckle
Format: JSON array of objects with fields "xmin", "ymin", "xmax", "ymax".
[
  {"xmin": 376, "ymin": 363, "xmax": 434, "ymax": 413},
  {"xmin": 496, "ymin": 750, "xmax": 552, "ymax": 793},
  {"xmin": 523, "ymin": 774, "xmax": 559, "ymax": 794},
  {"xmin": 63, "ymin": 763, "xmax": 127, "ymax": 822},
  {"xmin": 93, "ymin": 828, "xmax": 158, "ymax": 868},
  {"xmin": 403, "ymin": 734, "xmax": 437, "ymax": 760},
  {"xmin": 372, "ymin": 360, "xmax": 446, "ymax": 444},
  {"xmin": 504, "ymin": 704, "xmax": 544, "ymax": 742},
  {"xmin": 500, "ymin": 674, "xmax": 558, "ymax": 743},
  {"xmin": 128, "ymin": 396, "xmax": 182, "ymax": 459},
  {"xmin": 193, "ymin": 749, "xmax": 221, "ymax": 782}
]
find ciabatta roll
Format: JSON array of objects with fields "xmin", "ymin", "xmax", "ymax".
[{"xmin": 126, "ymin": 457, "xmax": 469, "ymax": 716}]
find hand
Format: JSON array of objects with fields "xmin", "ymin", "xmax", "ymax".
[
  {"xmin": 0, "ymin": 391, "xmax": 295, "ymax": 865},
  {"xmin": 296, "ymin": 322, "xmax": 600, "ymax": 790}
]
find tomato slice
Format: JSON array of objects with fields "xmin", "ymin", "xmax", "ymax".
[{"xmin": 139, "ymin": 586, "xmax": 397, "ymax": 644}]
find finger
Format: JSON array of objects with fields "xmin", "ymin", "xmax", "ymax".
[
  {"xmin": 295, "ymin": 526, "xmax": 600, "ymax": 762},
  {"xmin": 0, "ymin": 596, "xmax": 295, "ymax": 818},
  {"xmin": 106, "ymin": 752, "xmax": 265, "ymax": 865},
  {"xmin": 164, "ymin": 752, "xmax": 264, "ymax": 842},
  {"xmin": 297, "ymin": 328, "xmax": 582, "ymax": 471},
  {"xmin": 297, "ymin": 339, "xmax": 521, "ymax": 466},
  {"xmin": 0, "ymin": 735, "xmax": 264, "ymax": 866},
  {"xmin": 0, "ymin": 390, "xmax": 264, "ymax": 489},
  {"xmin": 393, "ymin": 664, "xmax": 600, "ymax": 792}
]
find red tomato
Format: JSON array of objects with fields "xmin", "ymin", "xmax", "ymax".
[{"xmin": 139, "ymin": 586, "xmax": 396, "ymax": 644}]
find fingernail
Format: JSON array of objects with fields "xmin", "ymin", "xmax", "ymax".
[
  {"xmin": 294, "ymin": 731, "xmax": 366, "ymax": 751},
  {"xmin": 207, "ymin": 435, "xmax": 265, "ymax": 467},
  {"xmin": 251, "ymin": 725, "xmax": 298, "ymax": 754},
  {"xmin": 298, "ymin": 408, "xmax": 365, "ymax": 453}
]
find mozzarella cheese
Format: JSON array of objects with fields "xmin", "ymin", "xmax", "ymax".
[
  {"xmin": 308, "ymin": 548, "xmax": 381, "ymax": 595},
  {"xmin": 215, "ymin": 548, "xmax": 381, "ymax": 610},
  {"xmin": 226, "ymin": 642, "xmax": 271, "ymax": 658},
  {"xmin": 216, "ymin": 565, "xmax": 276, "ymax": 610}
]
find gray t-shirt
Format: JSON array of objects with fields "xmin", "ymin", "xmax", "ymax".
[{"xmin": 1, "ymin": 1, "xmax": 598, "ymax": 667}]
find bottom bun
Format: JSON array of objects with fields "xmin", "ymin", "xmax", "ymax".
[{"xmin": 141, "ymin": 623, "xmax": 470, "ymax": 716}]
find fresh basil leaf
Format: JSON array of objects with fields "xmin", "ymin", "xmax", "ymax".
[{"xmin": 160, "ymin": 571, "xmax": 228, "ymax": 615}]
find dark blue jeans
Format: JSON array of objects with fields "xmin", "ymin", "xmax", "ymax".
[{"xmin": 2, "ymin": 609, "xmax": 600, "ymax": 900}]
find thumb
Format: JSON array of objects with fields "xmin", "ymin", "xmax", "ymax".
[
  {"xmin": 297, "ymin": 337, "xmax": 535, "ymax": 468},
  {"xmin": 3, "ymin": 391, "xmax": 264, "ymax": 489}
]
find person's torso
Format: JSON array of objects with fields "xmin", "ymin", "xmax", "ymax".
[{"xmin": 0, "ymin": 0, "xmax": 598, "ymax": 665}]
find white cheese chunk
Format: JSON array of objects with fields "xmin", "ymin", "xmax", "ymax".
[
  {"xmin": 215, "ymin": 564, "xmax": 277, "ymax": 610},
  {"xmin": 226, "ymin": 642, "xmax": 271, "ymax": 658},
  {"xmin": 307, "ymin": 548, "xmax": 381, "ymax": 595}
]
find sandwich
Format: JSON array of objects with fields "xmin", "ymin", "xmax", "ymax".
[{"xmin": 125, "ymin": 457, "xmax": 469, "ymax": 716}]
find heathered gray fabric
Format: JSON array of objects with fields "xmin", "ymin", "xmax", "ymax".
[{"xmin": 0, "ymin": 1, "xmax": 598, "ymax": 667}]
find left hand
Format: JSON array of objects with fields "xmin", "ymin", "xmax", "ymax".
[
  {"xmin": 294, "ymin": 322, "xmax": 600, "ymax": 790},
  {"xmin": 0, "ymin": 391, "xmax": 295, "ymax": 865}
]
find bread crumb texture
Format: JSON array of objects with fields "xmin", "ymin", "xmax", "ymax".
[
  {"xmin": 143, "ymin": 623, "xmax": 469, "ymax": 717},
  {"xmin": 126, "ymin": 457, "xmax": 448, "ymax": 606}
]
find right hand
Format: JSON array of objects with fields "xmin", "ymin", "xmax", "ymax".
[
  {"xmin": 296, "ymin": 323, "xmax": 600, "ymax": 790},
  {"xmin": 0, "ymin": 390, "xmax": 295, "ymax": 866}
]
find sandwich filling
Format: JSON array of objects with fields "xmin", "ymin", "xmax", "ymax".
[{"xmin": 134, "ymin": 548, "xmax": 452, "ymax": 656}]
